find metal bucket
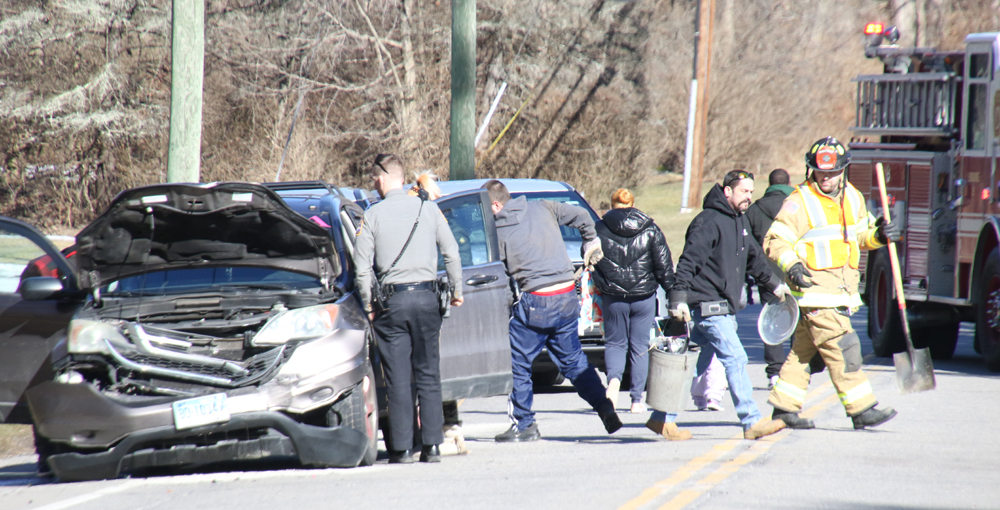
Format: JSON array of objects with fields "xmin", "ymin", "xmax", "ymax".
[{"xmin": 646, "ymin": 348, "xmax": 698, "ymax": 413}]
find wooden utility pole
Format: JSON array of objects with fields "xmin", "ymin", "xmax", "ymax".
[
  {"xmin": 449, "ymin": 0, "xmax": 476, "ymax": 181},
  {"xmin": 685, "ymin": 0, "xmax": 715, "ymax": 209},
  {"xmin": 166, "ymin": 0, "xmax": 205, "ymax": 183}
]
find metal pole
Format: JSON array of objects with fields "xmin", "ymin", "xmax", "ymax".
[
  {"xmin": 166, "ymin": 0, "xmax": 204, "ymax": 183},
  {"xmin": 449, "ymin": 0, "xmax": 476, "ymax": 181},
  {"xmin": 680, "ymin": 79, "xmax": 697, "ymax": 213},
  {"xmin": 475, "ymin": 82, "xmax": 508, "ymax": 147}
]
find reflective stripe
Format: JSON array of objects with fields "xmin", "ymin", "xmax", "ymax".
[
  {"xmin": 769, "ymin": 221, "xmax": 799, "ymax": 243},
  {"xmin": 798, "ymin": 185, "xmax": 826, "ymax": 226},
  {"xmin": 796, "ymin": 184, "xmax": 863, "ymax": 271},
  {"xmin": 838, "ymin": 381, "xmax": 874, "ymax": 406},
  {"xmin": 779, "ymin": 251, "xmax": 801, "ymax": 273},
  {"xmin": 774, "ymin": 379, "xmax": 807, "ymax": 404},
  {"xmin": 794, "ymin": 292, "xmax": 865, "ymax": 308}
]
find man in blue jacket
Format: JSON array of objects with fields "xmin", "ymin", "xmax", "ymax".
[
  {"xmin": 483, "ymin": 179, "xmax": 621, "ymax": 442},
  {"xmin": 663, "ymin": 170, "xmax": 791, "ymax": 440}
]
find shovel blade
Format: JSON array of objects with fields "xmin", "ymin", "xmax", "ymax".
[{"xmin": 893, "ymin": 348, "xmax": 936, "ymax": 394}]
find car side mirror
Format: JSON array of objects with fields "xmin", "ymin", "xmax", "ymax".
[{"xmin": 18, "ymin": 276, "xmax": 66, "ymax": 300}]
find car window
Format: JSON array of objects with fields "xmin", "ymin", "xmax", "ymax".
[
  {"xmin": 0, "ymin": 228, "xmax": 54, "ymax": 292},
  {"xmin": 438, "ymin": 199, "xmax": 491, "ymax": 270},
  {"xmin": 104, "ymin": 267, "xmax": 321, "ymax": 295},
  {"xmin": 513, "ymin": 191, "xmax": 598, "ymax": 243}
]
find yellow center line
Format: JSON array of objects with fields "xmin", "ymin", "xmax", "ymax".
[{"xmin": 618, "ymin": 380, "xmax": 840, "ymax": 510}]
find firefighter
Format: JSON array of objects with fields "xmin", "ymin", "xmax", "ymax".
[{"xmin": 763, "ymin": 137, "xmax": 900, "ymax": 430}]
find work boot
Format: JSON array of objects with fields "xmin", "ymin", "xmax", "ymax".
[
  {"xmin": 495, "ymin": 422, "xmax": 541, "ymax": 442},
  {"xmin": 597, "ymin": 399, "xmax": 622, "ymax": 434},
  {"xmin": 744, "ymin": 418, "xmax": 786, "ymax": 440},
  {"xmin": 852, "ymin": 406, "xmax": 897, "ymax": 430},
  {"xmin": 645, "ymin": 420, "xmax": 692, "ymax": 441},
  {"xmin": 772, "ymin": 408, "xmax": 815, "ymax": 429}
]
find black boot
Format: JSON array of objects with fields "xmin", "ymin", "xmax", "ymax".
[
  {"xmin": 852, "ymin": 406, "xmax": 897, "ymax": 430},
  {"xmin": 772, "ymin": 408, "xmax": 815, "ymax": 429},
  {"xmin": 598, "ymin": 399, "xmax": 622, "ymax": 434},
  {"xmin": 420, "ymin": 444, "xmax": 441, "ymax": 463}
]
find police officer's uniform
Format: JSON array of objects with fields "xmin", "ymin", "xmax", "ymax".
[{"xmin": 353, "ymin": 188, "xmax": 462, "ymax": 453}]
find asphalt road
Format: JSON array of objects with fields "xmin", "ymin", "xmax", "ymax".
[{"xmin": 2, "ymin": 303, "xmax": 999, "ymax": 510}]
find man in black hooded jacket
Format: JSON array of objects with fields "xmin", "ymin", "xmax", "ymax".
[{"xmin": 663, "ymin": 170, "xmax": 791, "ymax": 440}]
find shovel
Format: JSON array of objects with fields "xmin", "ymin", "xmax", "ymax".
[{"xmin": 875, "ymin": 163, "xmax": 936, "ymax": 394}]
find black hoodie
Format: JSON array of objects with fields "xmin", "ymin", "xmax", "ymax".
[
  {"xmin": 670, "ymin": 184, "xmax": 775, "ymax": 312},
  {"xmin": 592, "ymin": 207, "xmax": 674, "ymax": 298}
]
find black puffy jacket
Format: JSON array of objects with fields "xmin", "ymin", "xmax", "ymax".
[{"xmin": 592, "ymin": 207, "xmax": 674, "ymax": 299}]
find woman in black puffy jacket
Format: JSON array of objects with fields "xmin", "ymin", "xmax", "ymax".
[{"xmin": 593, "ymin": 188, "xmax": 675, "ymax": 413}]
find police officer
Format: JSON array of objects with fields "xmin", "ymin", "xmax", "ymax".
[{"xmin": 353, "ymin": 153, "xmax": 464, "ymax": 464}]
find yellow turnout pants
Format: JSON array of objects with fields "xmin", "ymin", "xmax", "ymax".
[{"xmin": 767, "ymin": 307, "xmax": 877, "ymax": 416}]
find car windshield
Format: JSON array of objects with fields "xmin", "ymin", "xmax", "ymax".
[
  {"xmin": 512, "ymin": 191, "xmax": 599, "ymax": 242},
  {"xmin": 103, "ymin": 267, "xmax": 321, "ymax": 295}
]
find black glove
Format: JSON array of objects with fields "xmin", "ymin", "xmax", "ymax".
[
  {"xmin": 876, "ymin": 217, "xmax": 901, "ymax": 244},
  {"xmin": 787, "ymin": 263, "xmax": 814, "ymax": 289},
  {"xmin": 759, "ymin": 286, "xmax": 780, "ymax": 305}
]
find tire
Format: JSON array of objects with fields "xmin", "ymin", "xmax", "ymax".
[
  {"xmin": 912, "ymin": 321, "xmax": 959, "ymax": 360},
  {"xmin": 975, "ymin": 248, "xmax": 1000, "ymax": 372},
  {"xmin": 867, "ymin": 249, "xmax": 905, "ymax": 357},
  {"xmin": 531, "ymin": 370, "xmax": 565, "ymax": 387},
  {"xmin": 33, "ymin": 426, "xmax": 54, "ymax": 476},
  {"xmin": 329, "ymin": 365, "xmax": 379, "ymax": 466}
]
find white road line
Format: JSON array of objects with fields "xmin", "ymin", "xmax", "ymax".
[{"xmin": 31, "ymin": 481, "xmax": 136, "ymax": 510}]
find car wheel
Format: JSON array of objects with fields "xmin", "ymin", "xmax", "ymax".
[
  {"xmin": 531, "ymin": 371, "xmax": 565, "ymax": 387},
  {"xmin": 975, "ymin": 248, "xmax": 1000, "ymax": 372},
  {"xmin": 330, "ymin": 364, "xmax": 379, "ymax": 466},
  {"xmin": 32, "ymin": 426, "xmax": 54, "ymax": 476},
  {"xmin": 867, "ymin": 249, "xmax": 905, "ymax": 357}
]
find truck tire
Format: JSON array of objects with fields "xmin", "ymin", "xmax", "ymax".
[
  {"xmin": 329, "ymin": 365, "xmax": 379, "ymax": 466},
  {"xmin": 975, "ymin": 248, "xmax": 1000, "ymax": 371},
  {"xmin": 867, "ymin": 249, "xmax": 905, "ymax": 357},
  {"xmin": 913, "ymin": 322, "xmax": 959, "ymax": 360}
]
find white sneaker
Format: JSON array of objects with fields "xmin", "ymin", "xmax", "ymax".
[
  {"xmin": 705, "ymin": 399, "xmax": 724, "ymax": 412},
  {"xmin": 768, "ymin": 375, "xmax": 779, "ymax": 391},
  {"xmin": 630, "ymin": 402, "xmax": 647, "ymax": 413}
]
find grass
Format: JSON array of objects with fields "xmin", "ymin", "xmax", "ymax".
[{"xmin": 631, "ymin": 169, "xmax": 805, "ymax": 265}]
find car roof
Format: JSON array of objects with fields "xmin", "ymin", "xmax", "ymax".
[{"xmin": 436, "ymin": 178, "xmax": 576, "ymax": 196}]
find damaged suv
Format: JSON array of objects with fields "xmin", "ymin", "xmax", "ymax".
[{"xmin": 1, "ymin": 182, "xmax": 378, "ymax": 481}]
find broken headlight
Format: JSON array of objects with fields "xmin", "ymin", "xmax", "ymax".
[{"xmin": 251, "ymin": 304, "xmax": 340, "ymax": 346}]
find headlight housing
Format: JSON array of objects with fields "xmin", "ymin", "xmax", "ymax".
[
  {"xmin": 68, "ymin": 319, "xmax": 127, "ymax": 354},
  {"xmin": 252, "ymin": 304, "xmax": 340, "ymax": 346}
]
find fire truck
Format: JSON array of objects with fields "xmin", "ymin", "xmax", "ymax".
[{"xmin": 847, "ymin": 24, "xmax": 1000, "ymax": 371}]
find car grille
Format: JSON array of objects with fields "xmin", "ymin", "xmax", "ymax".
[{"xmin": 106, "ymin": 342, "xmax": 288, "ymax": 388}]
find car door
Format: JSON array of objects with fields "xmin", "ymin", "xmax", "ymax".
[
  {"xmin": 435, "ymin": 190, "xmax": 513, "ymax": 401},
  {"xmin": 0, "ymin": 217, "xmax": 82, "ymax": 423}
]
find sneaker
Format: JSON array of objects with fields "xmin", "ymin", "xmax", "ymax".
[
  {"xmin": 744, "ymin": 418, "xmax": 786, "ymax": 440},
  {"xmin": 606, "ymin": 378, "xmax": 621, "ymax": 409},
  {"xmin": 495, "ymin": 422, "xmax": 541, "ymax": 442},
  {"xmin": 851, "ymin": 406, "xmax": 897, "ymax": 430},
  {"xmin": 630, "ymin": 402, "xmax": 647, "ymax": 413},
  {"xmin": 772, "ymin": 408, "xmax": 815, "ymax": 429},
  {"xmin": 705, "ymin": 399, "xmax": 724, "ymax": 412},
  {"xmin": 768, "ymin": 375, "xmax": 779, "ymax": 391},
  {"xmin": 597, "ymin": 399, "xmax": 622, "ymax": 434},
  {"xmin": 645, "ymin": 420, "xmax": 692, "ymax": 441}
]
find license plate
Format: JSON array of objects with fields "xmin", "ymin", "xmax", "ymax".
[{"xmin": 172, "ymin": 393, "xmax": 230, "ymax": 430}]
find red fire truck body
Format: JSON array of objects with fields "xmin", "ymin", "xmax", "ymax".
[{"xmin": 848, "ymin": 29, "xmax": 1000, "ymax": 370}]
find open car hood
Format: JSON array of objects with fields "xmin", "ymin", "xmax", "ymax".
[{"xmin": 74, "ymin": 182, "xmax": 339, "ymax": 289}]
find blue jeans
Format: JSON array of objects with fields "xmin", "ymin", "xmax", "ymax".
[
  {"xmin": 652, "ymin": 309, "xmax": 762, "ymax": 430},
  {"xmin": 603, "ymin": 294, "xmax": 655, "ymax": 404},
  {"xmin": 508, "ymin": 290, "xmax": 607, "ymax": 429}
]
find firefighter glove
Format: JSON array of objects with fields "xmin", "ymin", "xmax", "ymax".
[
  {"xmin": 787, "ymin": 263, "xmax": 814, "ymax": 289},
  {"xmin": 669, "ymin": 302, "xmax": 691, "ymax": 323},
  {"xmin": 876, "ymin": 218, "xmax": 901, "ymax": 244}
]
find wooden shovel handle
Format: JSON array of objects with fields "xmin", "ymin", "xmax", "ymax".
[{"xmin": 874, "ymin": 163, "xmax": 916, "ymax": 354}]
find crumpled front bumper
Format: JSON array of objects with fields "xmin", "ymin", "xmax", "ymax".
[{"xmin": 27, "ymin": 382, "xmax": 369, "ymax": 482}]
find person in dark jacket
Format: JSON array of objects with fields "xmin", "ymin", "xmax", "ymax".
[
  {"xmin": 745, "ymin": 169, "xmax": 825, "ymax": 388},
  {"xmin": 652, "ymin": 170, "xmax": 792, "ymax": 441},
  {"xmin": 745, "ymin": 169, "xmax": 796, "ymax": 388},
  {"xmin": 593, "ymin": 188, "xmax": 674, "ymax": 414}
]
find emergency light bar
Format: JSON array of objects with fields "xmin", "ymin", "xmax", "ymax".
[{"xmin": 864, "ymin": 23, "xmax": 884, "ymax": 35}]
